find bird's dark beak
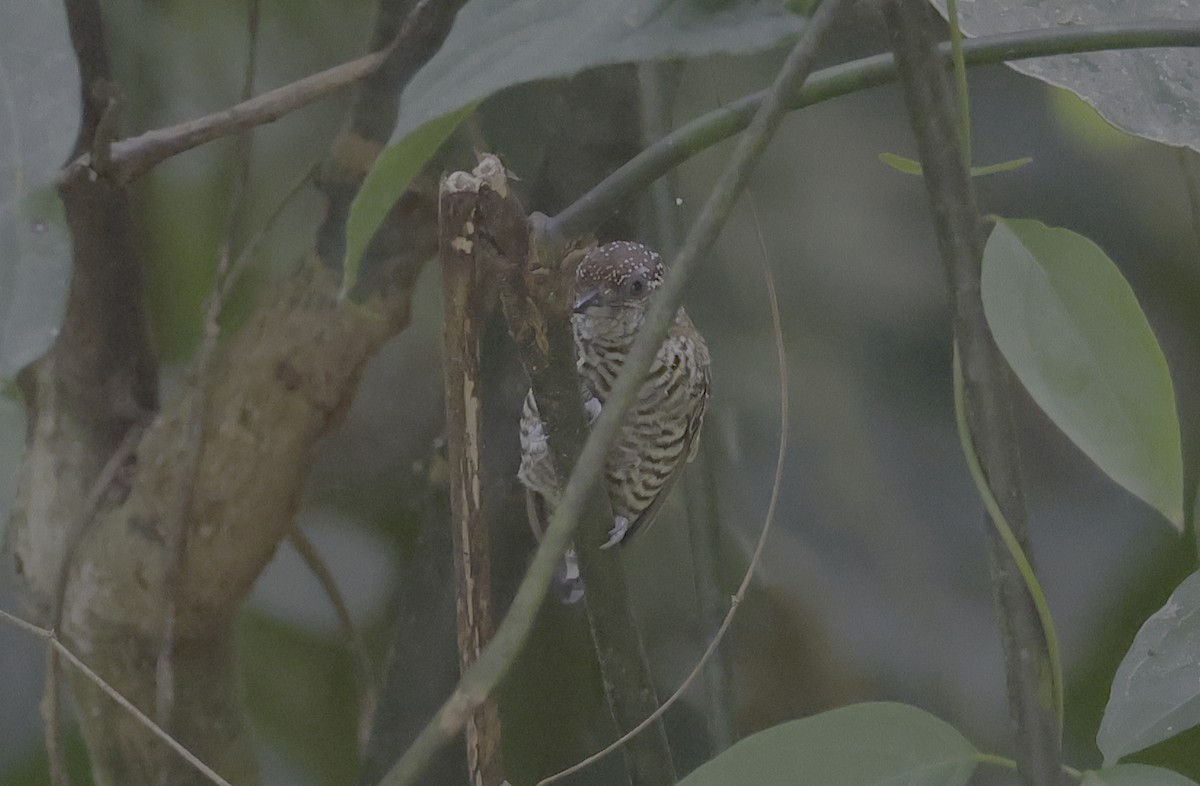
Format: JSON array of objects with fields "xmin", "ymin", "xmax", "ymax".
[{"xmin": 573, "ymin": 289, "xmax": 603, "ymax": 314}]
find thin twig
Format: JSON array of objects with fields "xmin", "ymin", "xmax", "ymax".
[
  {"xmin": 285, "ymin": 528, "xmax": 379, "ymax": 750},
  {"xmin": 95, "ymin": 50, "xmax": 384, "ymax": 183},
  {"xmin": 536, "ymin": 192, "xmax": 789, "ymax": 786},
  {"xmin": 0, "ymin": 608, "xmax": 235, "ymax": 786},
  {"xmin": 155, "ymin": 0, "xmax": 265, "ymax": 725},
  {"xmin": 43, "ymin": 422, "xmax": 147, "ymax": 786},
  {"xmin": 91, "ymin": 0, "xmax": 436, "ymax": 183},
  {"xmin": 544, "ymin": 21, "xmax": 1200, "ymax": 246},
  {"xmin": 222, "ymin": 165, "xmax": 317, "ymax": 306},
  {"xmin": 374, "ymin": 3, "xmax": 849, "ymax": 784}
]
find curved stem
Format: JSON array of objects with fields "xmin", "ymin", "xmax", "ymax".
[
  {"xmin": 953, "ymin": 346, "xmax": 1064, "ymax": 726},
  {"xmin": 946, "ymin": 0, "xmax": 972, "ymax": 164},
  {"xmin": 545, "ymin": 20, "xmax": 1200, "ymax": 245}
]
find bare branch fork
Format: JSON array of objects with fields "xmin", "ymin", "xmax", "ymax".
[{"xmin": 882, "ymin": 1, "xmax": 1064, "ymax": 784}]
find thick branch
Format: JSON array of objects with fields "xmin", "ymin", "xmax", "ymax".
[
  {"xmin": 440, "ymin": 173, "xmax": 503, "ymax": 786},
  {"xmin": 7, "ymin": 0, "xmax": 464, "ymax": 782},
  {"xmin": 545, "ymin": 20, "xmax": 1200, "ymax": 245},
  {"xmin": 882, "ymin": 2, "xmax": 1064, "ymax": 785}
]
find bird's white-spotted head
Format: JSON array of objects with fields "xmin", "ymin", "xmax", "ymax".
[{"xmin": 572, "ymin": 241, "xmax": 666, "ymax": 341}]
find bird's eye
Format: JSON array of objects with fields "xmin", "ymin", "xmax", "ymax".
[{"xmin": 628, "ymin": 277, "xmax": 645, "ymax": 295}]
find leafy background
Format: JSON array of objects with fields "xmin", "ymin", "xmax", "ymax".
[{"xmin": 4, "ymin": 0, "xmax": 1200, "ymax": 784}]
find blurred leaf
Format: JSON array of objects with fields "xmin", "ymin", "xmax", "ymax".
[
  {"xmin": 395, "ymin": 0, "xmax": 804, "ymax": 146},
  {"xmin": 0, "ymin": 728, "xmax": 94, "ymax": 786},
  {"xmin": 879, "ymin": 153, "xmax": 1032, "ymax": 177},
  {"xmin": 0, "ymin": 394, "xmax": 24, "ymax": 543},
  {"xmin": 677, "ymin": 702, "xmax": 979, "ymax": 786},
  {"xmin": 879, "ymin": 153, "xmax": 923, "ymax": 175},
  {"xmin": 345, "ymin": 0, "xmax": 805, "ymax": 279},
  {"xmin": 981, "ymin": 218, "xmax": 1184, "ymax": 530},
  {"xmin": 240, "ymin": 612, "xmax": 359, "ymax": 786},
  {"xmin": 342, "ymin": 103, "xmax": 476, "ymax": 299},
  {"xmin": 0, "ymin": 1, "xmax": 77, "ymax": 377},
  {"xmin": 1098, "ymin": 570, "xmax": 1200, "ymax": 766},
  {"xmin": 1083, "ymin": 764, "xmax": 1200, "ymax": 786},
  {"xmin": 927, "ymin": 0, "xmax": 1200, "ymax": 152}
]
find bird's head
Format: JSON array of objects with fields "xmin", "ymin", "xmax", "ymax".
[{"xmin": 572, "ymin": 241, "xmax": 666, "ymax": 339}]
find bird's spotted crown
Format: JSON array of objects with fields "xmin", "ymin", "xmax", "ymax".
[{"xmin": 576, "ymin": 241, "xmax": 666, "ymax": 293}]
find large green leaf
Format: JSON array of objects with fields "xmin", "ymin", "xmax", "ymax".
[
  {"xmin": 981, "ymin": 218, "xmax": 1183, "ymax": 530},
  {"xmin": 343, "ymin": 0, "xmax": 805, "ymax": 280},
  {"xmin": 678, "ymin": 703, "xmax": 980, "ymax": 786},
  {"xmin": 0, "ymin": 0, "xmax": 76, "ymax": 377},
  {"xmin": 341, "ymin": 103, "xmax": 477, "ymax": 299},
  {"xmin": 927, "ymin": 0, "xmax": 1200, "ymax": 152},
  {"xmin": 1083, "ymin": 764, "xmax": 1200, "ymax": 786},
  {"xmin": 1098, "ymin": 570, "xmax": 1200, "ymax": 766}
]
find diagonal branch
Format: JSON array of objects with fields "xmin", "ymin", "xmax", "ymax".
[
  {"xmin": 544, "ymin": 20, "xmax": 1200, "ymax": 246},
  {"xmin": 88, "ymin": 0, "xmax": 457, "ymax": 184}
]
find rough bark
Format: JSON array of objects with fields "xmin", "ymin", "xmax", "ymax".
[{"xmin": 6, "ymin": 0, "xmax": 465, "ymax": 782}]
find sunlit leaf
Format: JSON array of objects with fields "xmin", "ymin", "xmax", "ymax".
[
  {"xmin": 344, "ymin": 0, "xmax": 806, "ymax": 286},
  {"xmin": 1098, "ymin": 570, "xmax": 1200, "ymax": 766},
  {"xmin": 0, "ymin": 1, "xmax": 77, "ymax": 376},
  {"xmin": 678, "ymin": 703, "xmax": 979, "ymax": 786},
  {"xmin": 981, "ymin": 218, "xmax": 1184, "ymax": 530},
  {"xmin": 927, "ymin": 0, "xmax": 1200, "ymax": 152},
  {"xmin": 341, "ymin": 103, "xmax": 477, "ymax": 299},
  {"xmin": 1083, "ymin": 764, "xmax": 1199, "ymax": 786}
]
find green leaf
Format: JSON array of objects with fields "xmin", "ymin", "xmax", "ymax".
[
  {"xmin": 970, "ymin": 157, "xmax": 1033, "ymax": 176},
  {"xmin": 981, "ymin": 218, "xmax": 1184, "ymax": 530},
  {"xmin": 879, "ymin": 152, "xmax": 923, "ymax": 175},
  {"xmin": 394, "ymin": 0, "xmax": 804, "ymax": 147},
  {"xmin": 341, "ymin": 103, "xmax": 477, "ymax": 299},
  {"xmin": 926, "ymin": 0, "xmax": 1200, "ymax": 153},
  {"xmin": 879, "ymin": 154, "xmax": 1032, "ymax": 177},
  {"xmin": 344, "ymin": 0, "xmax": 805, "ymax": 287},
  {"xmin": 1097, "ymin": 570, "xmax": 1200, "ymax": 766},
  {"xmin": 0, "ymin": 1, "xmax": 77, "ymax": 376},
  {"xmin": 678, "ymin": 703, "xmax": 980, "ymax": 786},
  {"xmin": 1083, "ymin": 764, "xmax": 1200, "ymax": 786}
]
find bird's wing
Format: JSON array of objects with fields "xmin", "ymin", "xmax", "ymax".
[{"xmin": 625, "ymin": 351, "xmax": 710, "ymax": 542}]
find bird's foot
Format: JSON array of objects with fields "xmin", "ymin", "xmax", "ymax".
[
  {"xmin": 583, "ymin": 396, "xmax": 602, "ymax": 424},
  {"xmin": 554, "ymin": 547, "xmax": 586, "ymax": 604},
  {"xmin": 599, "ymin": 515, "xmax": 631, "ymax": 549}
]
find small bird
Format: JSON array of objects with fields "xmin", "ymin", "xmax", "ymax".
[{"xmin": 519, "ymin": 241, "xmax": 711, "ymax": 566}]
